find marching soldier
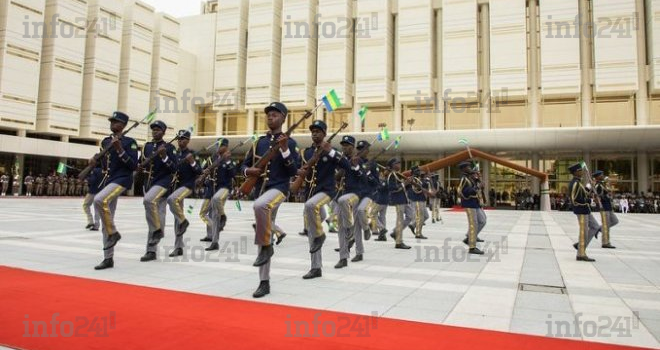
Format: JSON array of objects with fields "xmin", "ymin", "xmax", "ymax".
[
  {"xmin": 241, "ymin": 102, "xmax": 300, "ymax": 298},
  {"xmin": 206, "ymin": 139, "xmax": 237, "ymax": 251},
  {"xmin": 335, "ymin": 136, "xmax": 366, "ymax": 268},
  {"xmin": 46, "ymin": 174, "xmax": 54, "ymax": 196},
  {"xmin": 139, "ymin": 120, "xmax": 177, "ymax": 262},
  {"xmin": 61, "ymin": 175, "xmax": 69, "ymax": 197},
  {"xmin": 355, "ymin": 141, "xmax": 379, "ymax": 244},
  {"xmin": 75, "ymin": 176, "xmax": 83, "ymax": 196},
  {"xmin": 199, "ymin": 156, "xmax": 215, "ymax": 244},
  {"xmin": 35, "ymin": 174, "xmax": 44, "ymax": 196},
  {"xmin": 430, "ymin": 174, "xmax": 442, "ymax": 223},
  {"xmin": 593, "ymin": 171, "xmax": 617, "ymax": 249},
  {"xmin": 386, "ymin": 158, "xmax": 412, "ymax": 249},
  {"xmin": 0, "ymin": 173, "xmax": 8, "ymax": 196},
  {"xmin": 24, "ymin": 173, "xmax": 34, "ymax": 197},
  {"xmin": 407, "ymin": 168, "xmax": 430, "ymax": 240},
  {"xmin": 373, "ymin": 170, "xmax": 389, "ymax": 241},
  {"xmin": 82, "ymin": 164, "xmax": 102, "ymax": 231},
  {"xmin": 458, "ymin": 161, "xmax": 487, "ymax": 255},
  {"xmin": 92, "ymin": 111, "xmax": 139, "ymax": 270},
  {"xmin": 166, "ymin": 129, "xmax": 201, "ymax": 257},
  {"xmin": 300, "ymin": 120, "xmax": 345, "ymax": 279},
  {"xmin": 568, "ymin": 163, "xmax": 601, "ymax": 261}
]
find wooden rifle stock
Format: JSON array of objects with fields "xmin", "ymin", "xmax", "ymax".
[
  {"xmin": 239, "ymin": 110, "xmax": 315, "ymax": 196},
  {"xmin": 289, "ymin": 122, "xmax": 348, "ymax": 193},
  {"xmin": 139, "ymin": 135, "xmax": 180, "ymax": 169},
  {"xmin": 78, "ymin": 120, "xmax": 141, "ymax": 180}
]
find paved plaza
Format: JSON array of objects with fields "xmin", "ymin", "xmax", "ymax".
[{"xmin": 0, "ymin": 197, "xmax": 659, "ymax": 349}]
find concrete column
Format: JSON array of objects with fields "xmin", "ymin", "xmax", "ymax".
[
  {"xmin": 529, "ymin": 0, "xmax": 540, "ymax": 128},
  {"xmin": 247, "ymin": 109, "xmax": 255, "ymax": 135},
  {"xmin": 436, "ymin": 8, "xmax": 445, "ymax": 131},
  {"xmin": 531, "ymin": 152, "xmax": 540, "ymax": 195},
  {"xmin": 393, "ymin": 94, "xmax": 402, "ymax": 132},
  {"xmin": 61, "ymin": 135, "xmax": 69, "ymax": 143},
  {"xmin": 635, "ymin": 0, "xmax": 649, "ymax": 126},
  {"xmin": 216, "ymin": 111, "xmax": 224, "ymax": 135},
  {"xmin": 479, "ymin": 4, "xmax": 491, "ymax": 129},
  {"xmin": 579, "ymin": 0, "xmax": 593, "ymax": 127},
  {"xmin": 353, "ymin": 106, "xmax": 362, "ymax": 133},
  {"xmin": 17, "ymin": 130, "xmax": 27, "ymax": 137},
  {"xmin": 540, "ymin": 181, "xmax": 551, "ymax": 211},
  {"xmin": 637, "ymin": 151, "xmax": 649, "ymax": 194},
  {"xmin": 583, "ymin": 151, "xmax": 591, "ymax": 169}
]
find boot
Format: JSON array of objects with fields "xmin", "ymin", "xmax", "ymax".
[{"xmin": 252, "ymin": 280, "xmax": 270, "ymax": 298}]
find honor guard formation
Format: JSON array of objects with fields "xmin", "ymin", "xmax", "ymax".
[{"xmin": 66, "ymin": 102, "xmax": 622, "ymax": 299}]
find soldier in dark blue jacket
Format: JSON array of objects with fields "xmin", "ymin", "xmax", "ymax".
[
  {"xmin": 300, "ymin": 120, "xmax": 346, "ymax": 279},
  {"xmin": 82, "ymin": 164, "xmax": 103, "ymax": 231},
  {"xmin": 593, "ymin": 171, "xmax": 617, "ymax": 249},
  {"xmin": 387, "ymin": 158, "xmax": 412, "ymax": 249},
  {"xmin": 407, "ymin": 168, "xmax": 430, "ymax": 240},
  {"xmin": 166, "ymin": 129, "xmax": 202, "ymax": 257},
  {"xmin": 207, "ymin": 139, "xmax": 237, "ymax": 251},
  {"xmin": 241, "ymin": 102, "xmax": 300, "ymax": 298},
  {"xmin": 139, "ymin": 120, "xmax": 177, "ymax": 262},
  {"xmin": 458, "ymin": 161, "xmax": 486, "ymax": 255},
  {"xmin": 92, "ymin": 111, "xmax": 139, "ymax": 270},
  {"xmin": 569, "ymin": 163, "xmax": 601, "ymax": 261},
  {"xmin": 335, "ymin": 136, "xmax": 366, "ymax": 268}
]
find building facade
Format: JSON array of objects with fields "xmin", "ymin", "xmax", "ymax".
[{"xmin": 1, "ymin": 0, "xmax": 659, "ymax": 196}]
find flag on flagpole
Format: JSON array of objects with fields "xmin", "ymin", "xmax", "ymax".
[
  {"xmin": 380, "ymin": 127, "xmax": 390, "ymax": 141},
  {"xmin": 358, "ymin": 106, "xmax": 368, "ymax": 123},
  {"xmin": 56, "ymin": 162, "xmax": 67, "ymax": 175},
  {"xmin": 252, "ymin": 133, "xmax": 258, "ymax": 142},
  {"xmin": 322, "ymin": 89, "xmax": 342, "ymax": 112},
  {"xmin": 458, "ymin": 138, "xmax": 469, "ymax": 146},
  {"xmin": 580, "ymin": 161, "xmax": 587, "ymax": 169},
  {"xmin": 394, "ymin": 136, "xmax": 402, "ymax": 150},
  {"xmin": 235, "ymin": 200, "xmax": 242, "ymax": 212}
]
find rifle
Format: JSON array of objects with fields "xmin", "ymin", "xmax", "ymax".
[
  {"xmin": 290, "ymin": 122, "xmax": 349, "ymax": 193},
  {"xmin": 580, "ymin": 162, "xmax": 603, "ymax": 210},
  {"xmin": 78, "ymin": 109, "xmax": 156, "ymax": 180},
  {"xmin": 138, "ymin": 134, "xmax": 180, "ymax": 169},
  {"xmin": 239, "ymin": 109, "xmax": 316, "ymax": 196},
  {"xmin": 195, "ymin": 135, "xmax": 254, "ymax": 186}
]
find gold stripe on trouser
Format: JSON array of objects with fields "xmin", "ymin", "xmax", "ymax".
[
  {"xmin": 368, "ymin": 201, "xmax": 378, "ymax": 232},
  {"xmin": 578, "ymin": 215, "xmax": 586, "ymax": 256},
  {"xmin": 101, "ymin": 186, "xmax": 125, "ymax": 235},
  {"xmin": 466, "ymin": 208, "xmax": 477, "ymax": 248},
  {"xmin": 173, "ymin": 188, "xmax": 192, "ymax": 221},
  {"xmin": 313, "ymin": 195, "xmax": 333, "ymax": 237},
  {"xmin": 151, "ymin": 188, "xmax": 168, "ymax": 230},
  {"xmin": 600, "ymin": 211, "xmax": 609, "ymax": 245},
  {"xmin": 199, "ymin": 199, "xmax": 211, "ymax": 226},
  {"xmin": 395, "ymin": 205, "xmax": 404, "ymax": 244},
  {"xmin": 347, "ymin": 196, "xmax": 359, "ymax": 226},
  {"xmin": 263, "ymin": 192, "xmax": 286, "ymax": 245}
]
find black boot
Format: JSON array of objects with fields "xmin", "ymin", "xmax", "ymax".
[
  {"xmin": 177, "ymin": 220, "xmax": 189, "ymax": 236},
  {"xmin": 375, "ymin": 233, "xmax": 387, "ymax": 241},
  {"xmin": 576, "ymin": 255, "xmax": 596, "ymax": 262},
  {"xmin": 105, "ymin": 232, "xmax": 122, "ymax": 250},
  {"xmin": 469, "ymin": 248, "xmax": 485, "ymax": 255},
  {"xmin": 310, "ymin": 234, "xmax": 326, "ymax": 253},
  {"xmin": 94, "ymin": 258, "xmax": 114, "ymax": 270},
  {"xmin": 205, "ymin": 242, "xmax": 219, "ymax": 251},
  {"xmin": 252, "ymin": 280, "xmax": 270, "ymax": 298},
  {"xmin": 299, "ymin": 229, "xmax": 308, "ymax": 236},
  {"xmin": 140, "ymin": 252, "xmax": 156, "ymax": 262},
  {"xmin": 363, "ymin": 229, "xmax": 371, "ymax": 241},
  {"xmin": 334, "ymin": 259, "xmax": 348, "ymax": 269},
  {"xmin": 219, "ymin": 215, "xmax": 227, "ymax": 231},
  {"xmin": 85, "ymin": 224, "xmax": 94, "ymax": 230},
  {"xmin": 395, "ymin": 243, "xmax": 411, "ymax": 249},
  {"xmin": 200, "ymin": 237, "xmax": 212, "ymax": 242},
  {"xmin": 302, "ymin": 268, "xmax": 322, "ymax": 280},
  {"xmin": 602, "ymin": 243, "xmax": 616, "ymax": 249},
  {"xmin": 276, "ymin": 233, "xmax": 287, "ymax": 245},
  {"xmin": 169, "ymin": 247, "xmax": 183, "ymax": 257},
  {"xmin": 408, "ymin": 225, "xmax": 416, "ymax": 235},
  {"xmin": 351, "ymin": 254, "xmax": 363, "ymax": 262},
  {"xmin": 253, "ymin": 245, "xmax": 274, "ymax": 266}
]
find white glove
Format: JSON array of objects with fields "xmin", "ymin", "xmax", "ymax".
[{"xmin": 585, "ymin": 183, "xmax": 592, "ymax": 191}]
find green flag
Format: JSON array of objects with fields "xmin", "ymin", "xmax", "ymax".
[
  {"xmin": 458, "ymin": 138, "xmax": 469, "ymax": 146},
  {"xmin": 56, "ymin": 162, "xmax": 67, "ymax": 175},
  {"xmin": 358, "ymin": 106, "xmax": 368, "ymax": 123},
  {"xmin": 145, "ymin": 108, "xmax": 157, "ymax": 123},
  {"xmin": 394, "ymin": 136, "xmax": 402, "ymax": 150},
  {"xmin": 380, "ymin": 127, "xmax": 390, "ymax": 141},
  {"xmin": 235, "ymin": 200, "xmax": 242, "ymax": 212}
]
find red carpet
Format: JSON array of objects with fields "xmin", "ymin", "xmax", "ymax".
[{"xmin": 0, "ymin": 266, "xmax": 650, "ymax": 350}]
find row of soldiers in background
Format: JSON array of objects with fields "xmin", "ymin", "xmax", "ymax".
[
  {"xmin": 550, "ymin": 191, "xmax": 660, "ymax": 214},
  {"xmin": 0, "ymin": 172, "xmax": 90, "ymax": 197}
]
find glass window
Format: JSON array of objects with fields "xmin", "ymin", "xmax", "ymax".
[{"xmin": 223, "ymin": 112, "xmax": 248, "ymax": 135}]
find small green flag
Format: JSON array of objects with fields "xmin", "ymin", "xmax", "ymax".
[
  {"xmin": 394, "ymin": 136, "xmax": 402, "ymax": 150},
  {"xmin": 186, "ymin": 204, "xmax": 194, "ymax": 215},
  {"xmin": 458, "ymin": 138, "xmax": 469, "ymax": 146},
  {"xmin": 56, "ymin": 162, "xmax": 67, "ymax": 175},
  {"xmin": 380, "ymin": 127, "xmax": 390, "ymax": 141},
  {"xmin": 358, "ymin": 106, "xmax": 368, "ymax": 123},
  {"xmin": 145, "ymin": 108, "xmax": 157, "ymax": 123},
  {"xmin": 235, "ymin": 200, "xmax": 242, "ymax": 212},
  {"xmin": 580, "ymin": 161, "xmax": 587, "ymax": 169}
]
